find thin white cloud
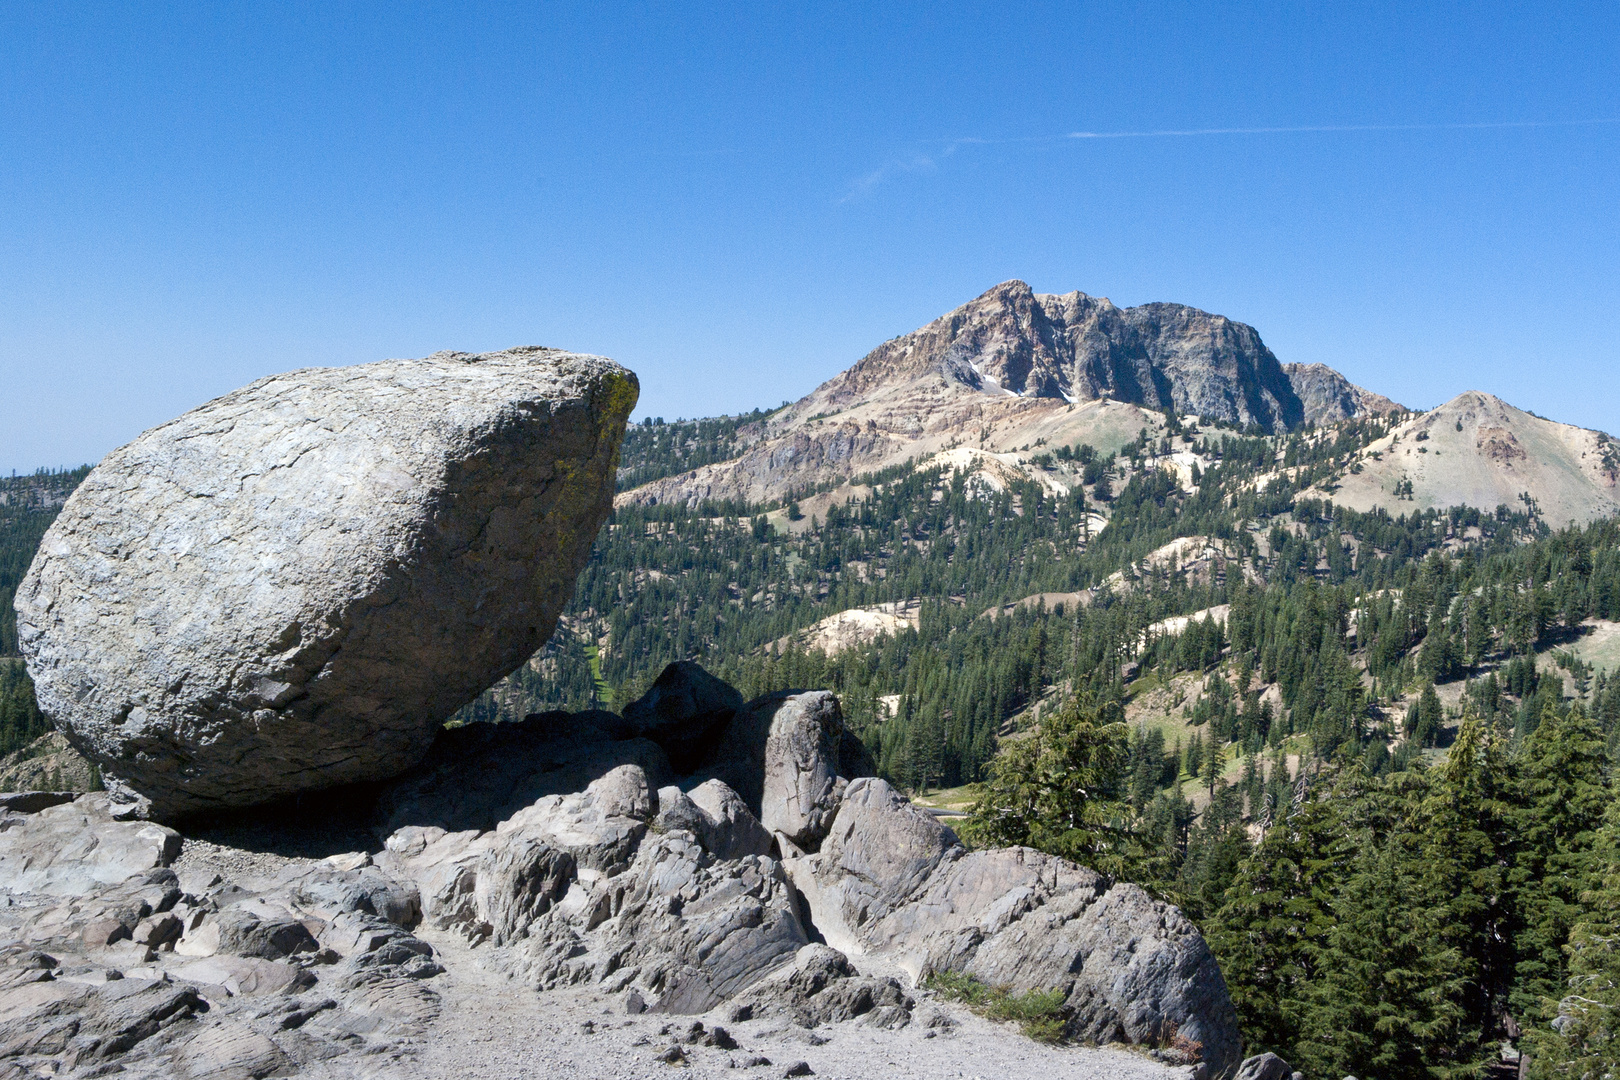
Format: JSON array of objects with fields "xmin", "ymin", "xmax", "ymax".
[
  {"xmin": 842, "ymin": 118, "xmax": 1620, "ymax": 199},
  {"xmin": 1066, "ymin": 118, "xmax": 1620, "ymax": 139},
  {"xmin": 839, "ymin": 138, "xmax": 985, "ymax": 203}
]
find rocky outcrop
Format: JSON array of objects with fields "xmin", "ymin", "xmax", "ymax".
[
  {"xmin": 1282, "ymin": 362, "xmax": 1403, "ymax": 426},
  {"xmin": 700, "ymin": 690, "xmax": 850, "ymax": 848},
  {"xmin": 16, "ymin": 347, "xmax": 637, "ymax": 819},
  {"xmin": 0, "ymin": 794, "xmax": 445, "ymax": 1078},
  {"xmin": 822, "ymin": 282, "xmax": 1305, "ymax": 429},
  {"xmin": 0, "ymin": 665, "xmax": 1240, "ymax": 1078},
  {"xmin": 785, "ymin": 777, "xmax": 1242, "ymax": 1077},
  {"xmin": 0, "ymin": 795, "xmax": 181, "ymax": 895}
]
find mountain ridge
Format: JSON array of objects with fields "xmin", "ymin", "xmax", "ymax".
[{"xmin": 622, "ymin": 280, "xmax": 1400, "ymax": 507}]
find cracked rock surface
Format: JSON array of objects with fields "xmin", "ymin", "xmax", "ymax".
[{"xmin": 15, "ymin": 347, "xmax": 637, "ymax": 819}]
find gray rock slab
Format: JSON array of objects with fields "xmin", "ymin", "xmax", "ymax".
[
  {"xmin": 787, "ymin": 777, "xmax": 1241, "ymax": 1078},
  {"xmin": 0, "ymin": 795, "xmax": 181, "ymax": 895},
  {"xmin": 16, "ymin": 347, "xmax": 637, "ymax": 819}
]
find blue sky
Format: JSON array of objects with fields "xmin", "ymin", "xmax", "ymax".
[{"xmin": 2, "ymin": 2, "xmax": 1617, "ymax": 470}]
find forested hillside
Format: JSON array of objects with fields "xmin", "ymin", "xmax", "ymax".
[
  {"xmin": 613, "ymin": 408, "xmax": 775, "ymax": 492},
  {"xmin": 0, "ymin": 469, "xmax": 86, "ymax": 756}
]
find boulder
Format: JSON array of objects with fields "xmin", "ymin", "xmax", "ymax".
[
  {"xmin": 176, "ymin": 1021, "xmax": 293, "ymax": 1079},
  {"xmin": 706, "ymin": 690, "xmax": 846, "ymax": 849},
  {"xmin": 622, "ymin": 661, "xmax": 744, "ymax": 771},
  {"xmin": 686, "ymin": 779, "xmax": 773, "ymax": 860},
  {"xmin": 1236, "ymin": 1053, "xmax": 1296, "ymax": 1080},
  {"xmin": 15, "ymin": 348, "xmax": 637, "ymax": 819}
]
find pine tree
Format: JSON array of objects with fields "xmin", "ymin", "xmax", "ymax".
[
  {"xmin": 1523, "ymin": 791, "xmax": 1620, "ymax": 1077},
  {"xmin": 1206, "ymin": 769, "xmax": 1343, "ymax": 1055},
  {"xmin": 1296, "ymin": 825, "xmax": 1472, "ymax": 1080},
  {"xmin": 1416, "ymin": 711, "xmax": 1516, "ymax": 1069},
  {"xmin": 964, "ymin": 690, "xmax": 1139, "ymax": 877},
  {"xmin": 1511, "ymin": 702, "xmax": 1611, "ymax": 1030}
]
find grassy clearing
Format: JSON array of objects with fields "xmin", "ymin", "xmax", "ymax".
[
  {"xmin": 582, "ymin": 645, "xmax": 612, "ymax": 703},
  {"xmin": 908, "ymin": 782, "xmax": 980, "ymax": 813},
  {"xmin": 924, "ymin": 971, "xmax": 1067, "ymax": 1043}
]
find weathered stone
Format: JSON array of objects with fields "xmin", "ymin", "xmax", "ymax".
[
  {"xmin": 82, "ymin": 919, "xmax": 132, "ymax": 948},
  {"xmin": 0, "ymin": 796, "xmax": 181, "ymax": 895},
  {"xmin": 653, "ymin": 784, "xmax": 710, "ymax": 837},
  {"xmin": 173, "ymin": 920, "xmax": 221, "ymax": 958},
  {"xmin": 170, "ymin": 956, "xmax": 314, "ymax": 997},
  {"xmin": 378, "ymin": 826, "xmax": 495, "ymax": 936},
  {"xmin": 686, "ymin": 779, "xmax": 773, "ymax": 860},
  {"xmin": 177, "ymin": 1020, "xmax": 292, "ymax": 1079},
  {"xmin": 1235, "ymin": 1052, "xmax": 1296, "ymax": 1080},
  {"xmin": 706, "ymin": 691, "xmax": 845, "ymax": 849},
  {"xmin": 16, "ymin": 348, "xmax": 638, "ymax": 819},
  {"xmin": 131, "ymin": 912, "xmax": 182, "ymax": 947},
  {"xmin": 512, "ymin": 832, "xmax": 808, "ymax": 1011},
  {"xmin": 214, "ymin": 904, "xmax": 318, "ymax": 960},
  {"xmin": 474, "ymin": 838, "xmax": 575, "ymax": 946},
  {"xmin": 786, "ymin": 777, "xmax": 1241, "ymax": 1077},
  {"xmin": 736, "ymin": 944, "xmax": 914, "ymax": 1031},
  {"xmin": 623, "ymin": 661, "xmax": 744, "ymax": 771},
  {"xmin": 288, "ymin": 864, "xmax": 421, "ymax": 927},
  {"xmin": 494, "ymin": 765, "xmax": 654, "ymax": 877}
]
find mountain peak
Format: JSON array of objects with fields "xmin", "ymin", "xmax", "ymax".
[{"xmin": 819, "ymin": 282, "xmax": 1391, "ymax": 431}]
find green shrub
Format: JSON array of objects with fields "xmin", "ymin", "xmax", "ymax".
[{"xmin": 924, "ymin": 971, "xmax": 1068, "ymax": 1043}]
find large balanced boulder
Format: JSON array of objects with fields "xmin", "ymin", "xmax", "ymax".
[{"xmin": 15, "ymin": 347, "xmax": 637, "ymax": 819}]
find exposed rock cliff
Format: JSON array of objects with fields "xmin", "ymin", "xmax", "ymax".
[{"xmin": 621, "ymin": 281, "xmax": 1396, "ymax": 507}]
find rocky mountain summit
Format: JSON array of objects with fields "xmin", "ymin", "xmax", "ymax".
[
  {"xmin": 0, "ymin": 664, "xmax": 1241, "ymax": 1079},
  {"xmin": 1309, "ymin": 390, "xmax": 1620, "ymax": 524},
  {"xmin": 621, "ymin": 281, "xmax": 1399, "ymax": 508},
  {"xmin": 16, "ymin": 348, "xmax": 638, "ymax": 820}
]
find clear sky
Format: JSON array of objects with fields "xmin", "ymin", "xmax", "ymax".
[{"xmin": 2, "ymin": 2, "xmax": 1617, "ymax": 471}]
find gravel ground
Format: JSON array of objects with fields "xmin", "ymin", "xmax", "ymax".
[{"xmin": 297, "ymin": 925, "xmax": 1193, "ymax": 1080}]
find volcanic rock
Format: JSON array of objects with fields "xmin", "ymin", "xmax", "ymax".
[
  {"xmin": 786, "ymin": 777, "xmax": 1241, "ymax": 1077},
  {"xmin": 0, "ymin": 795, "xmax": 181, "ymax": 895},
  {"xmin": 621, "ymin": 660, "xmax": 744, "ymax": 771},
  {"xmin": 15, "ymin": 347, "xmax": 637, "ymax": 819},
  {"xmin": 703, "ymin": 690, "xmax": 846, "ymax": 849}
]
